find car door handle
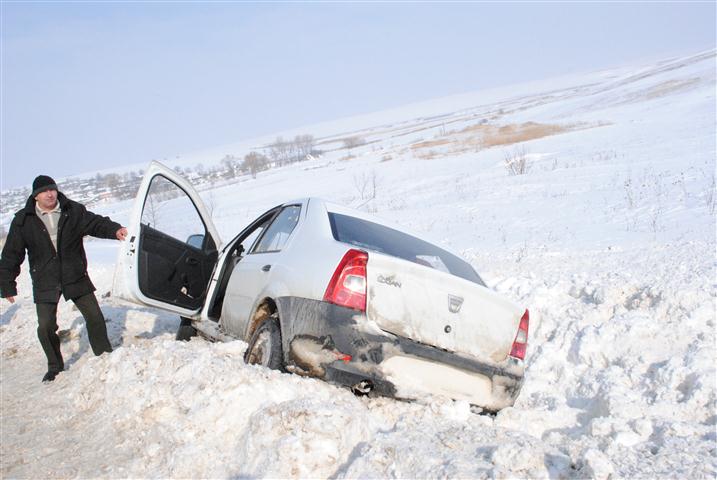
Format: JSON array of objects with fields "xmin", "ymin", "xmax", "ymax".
[
  {"xmin": 261, "ymin": 264, "xmax": 271, "ymax": 272},
  {"xmin": 186, "ymin": 257, "xmax": 199, "ymax": 266}
]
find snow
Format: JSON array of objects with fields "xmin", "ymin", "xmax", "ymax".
[{"xmin": 2, "ymin": 49, "xmax": 716, "ymax": 478}]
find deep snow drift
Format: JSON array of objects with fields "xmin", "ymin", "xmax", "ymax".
[{"xmin": 1, "ymin": 50, "xmax": 715, "ymax": 479}]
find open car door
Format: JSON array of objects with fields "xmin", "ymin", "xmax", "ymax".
[{"xmin": 113, "ymin": 161, "xmax": 222, "ymax": 318}]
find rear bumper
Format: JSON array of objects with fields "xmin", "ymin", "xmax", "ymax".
[{"xmin": 277, "ymin": 297, "xmax": 525, "ymax": 411}]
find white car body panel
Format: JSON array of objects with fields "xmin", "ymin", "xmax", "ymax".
[
  {"xmin": 289, "ymin": 199, "xmax": 350, "ymax": 301},
  {"xmin": 367, "ymin": 252, "xmax": 523, "ymax": 363},
  {"xmin": 221, "ymin": 255, "xmax": 294, "ymax": 339},
  {"xmin": 222, "ymin": 251, "xmax": 282, "ymax": 329}
]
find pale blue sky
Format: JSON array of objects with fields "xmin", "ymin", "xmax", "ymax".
[{"xmin": 1, "ymin": 2, "xmax": 715, "ymax": 191}]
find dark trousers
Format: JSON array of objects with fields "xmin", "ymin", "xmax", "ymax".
[{"xmin": 36, "ymin": 293, "xmax": 113, "ymax": 373}]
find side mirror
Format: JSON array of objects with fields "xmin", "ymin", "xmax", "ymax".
[{"xmin": 186, "ymin": 234, "xmax": 205, "ymax": 249}]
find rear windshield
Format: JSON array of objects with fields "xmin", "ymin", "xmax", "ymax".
[{"xmin": 328, "ymin": 212, "xmax": 484, "ymax": 285}]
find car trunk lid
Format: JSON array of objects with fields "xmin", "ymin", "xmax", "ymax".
[{"xmin": 366, "ymin": 252, "xmax": 524, "ymax": 363}]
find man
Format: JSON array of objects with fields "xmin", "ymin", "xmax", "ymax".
[{"xmin": 0, "ymin": 175, "xmax": 128, "ymax": 382}]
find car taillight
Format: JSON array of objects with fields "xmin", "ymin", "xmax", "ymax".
[
  {"xmin": 509, "ymin": 309, "xmax": 529, "ymax": 360},
  {"xmin": 323, "ymin": 249, "xmax": 368, "ymax": 312}
]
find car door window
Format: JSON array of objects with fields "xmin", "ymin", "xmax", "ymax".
[
  {"xmin": 234, "ymin": 218, "xmax": 271, "ymax": 257},
  {"xmin": 251, "ymin": 205, "xmax": 301, "ymax": 253},
  {"xmin": 141, "ymin": 175, "xmax": 209, "ymax": 249}
]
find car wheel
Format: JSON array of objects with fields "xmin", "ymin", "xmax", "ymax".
[
  {"xmin": 244, "ymin": 315, "xmax": 283, "ymax": 370},
  {"xmin": 176, "ymin": 316, "xmax": 197, "ymax": 341}
]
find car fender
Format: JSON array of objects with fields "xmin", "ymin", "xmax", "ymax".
[{"xmin": 244, "ymin": 279, "xmax": 291, "ymax": 340}]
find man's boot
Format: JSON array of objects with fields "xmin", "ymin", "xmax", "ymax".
[{"xmin": 42, "ymin": 370, "xmax": 59, "ymax": 383}]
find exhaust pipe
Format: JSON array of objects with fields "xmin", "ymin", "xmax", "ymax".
[{"xmin": 351, "ymin": 380, "xmax": 374, "ymax": 396}]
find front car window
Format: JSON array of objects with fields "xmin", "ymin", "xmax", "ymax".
[
  {"xmin": 238, "ymin": 223, "xmax": 267, "ymax": 254},
  {"xmin": 328, "ymin": 212, "xmax": 484, "ymax": 285},
  {"xmin": 252, "ymin": 205, "xmax": 301, "ymax": 253}
]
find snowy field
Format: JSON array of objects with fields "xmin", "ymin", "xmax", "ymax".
[{"xmin": 1, "ymin": 50, "xmax": 715, "ymax": 478}]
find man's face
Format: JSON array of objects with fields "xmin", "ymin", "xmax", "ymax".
[{"xmin": 35, "ymin": 189, "xmax": 58, "ymax": 210}]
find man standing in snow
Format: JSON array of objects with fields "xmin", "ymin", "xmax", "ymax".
[{"xmin": 0, "ymin": 175, "xmax": 128, "ymax": 382}]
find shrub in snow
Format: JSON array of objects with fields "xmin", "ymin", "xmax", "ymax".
[{"xmin": 503, "ymin": 144, "xmax": 531, "ymax": 176}]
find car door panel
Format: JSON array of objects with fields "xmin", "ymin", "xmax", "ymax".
[
  {"xmin": 113, "ymin": 161, "xmax": 222, "ymax": 318},
  {"xmin": 138, "ymin": 224, "xmax": 217, "ymax": 310},
  {"xmin": 221, "ymin": 252, "xmax": 282, "ymax": 337},
  {"xmin": 219, "ymin": 205, "xmax": 302, "ymax": 338}
]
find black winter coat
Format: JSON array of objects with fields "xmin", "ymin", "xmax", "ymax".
[{"xmin": 0, "ymin": 192, "xmax": 122, "ymax": 303}]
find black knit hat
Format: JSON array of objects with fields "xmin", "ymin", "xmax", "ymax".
[{"xmin": 32, "ymin": 175, "xmax": 58, "ymax": 197}]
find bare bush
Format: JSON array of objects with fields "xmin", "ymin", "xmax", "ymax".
[
  {"xmin": 649, "ymin": 204, "xmax": 664, "ymax": 239},
  {"xmin": 142, "ymin": 188, "xmax": 165, "ymax": 228},
  {"xmin": 708, "ymin": 173, "xmax": 716, "ymax": 215},
  {"xmin": 623, "ymin": 169, "xmax": 671, "ymax": 234},
  {"xmin": 514, "ymin": 241, "xmax": 528, "ymax": 263},
  {"xmin": 624, "ymin": 176, "xmax": 636, "ymax": 209},
  {"xmin": 353, "ymin": 170, "xmax": 379, "ymax": 202},
  {"xmin": 202, "ymin": 189, "xmax": 217, "ymax": 220},
  {"xmin": 503, "ymin": 145, "xmax": 530, "ymax": 175}
]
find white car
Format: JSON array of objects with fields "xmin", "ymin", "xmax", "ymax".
[{"xmin": 114, "ymin": 161, "xmax": 529, "ymax": 411}]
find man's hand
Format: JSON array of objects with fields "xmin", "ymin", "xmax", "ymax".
[
  {"xmin": 5, "ymin": 297, "xmax": 15, "ymax": 304},
  {"xmin": 116, "ymin": 227, "xmax": 128, "ymax": 241}
]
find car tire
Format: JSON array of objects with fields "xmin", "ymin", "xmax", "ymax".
[
  {"xmin": 176, "ymin": 316, "xmax": 197, "ymax": 341},
  {"xmin": 244, "ymin": 315, "xmax": 283, "ymax": 371}
]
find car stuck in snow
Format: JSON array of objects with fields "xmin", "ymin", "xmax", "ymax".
[{"xmin": 113, "ymin": 161, "xmax": 529, "ymax": 411}]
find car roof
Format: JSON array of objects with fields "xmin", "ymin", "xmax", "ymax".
[
  {"xmin": 290, "ymin": 197, "xmax": 464, "ymax": 260},
  {"xmin": 281, "ymin": 197, "xmax": 393, "ymax": 226}
]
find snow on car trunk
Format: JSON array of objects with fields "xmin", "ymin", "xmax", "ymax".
[{"xmin": 366, "ymin": 251, "xmax": 524, "ymax": 363}]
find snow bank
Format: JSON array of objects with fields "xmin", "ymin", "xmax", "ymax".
[{"xmin": 2, "ymin": 50, "xmax": 715, "ymax": 478}]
